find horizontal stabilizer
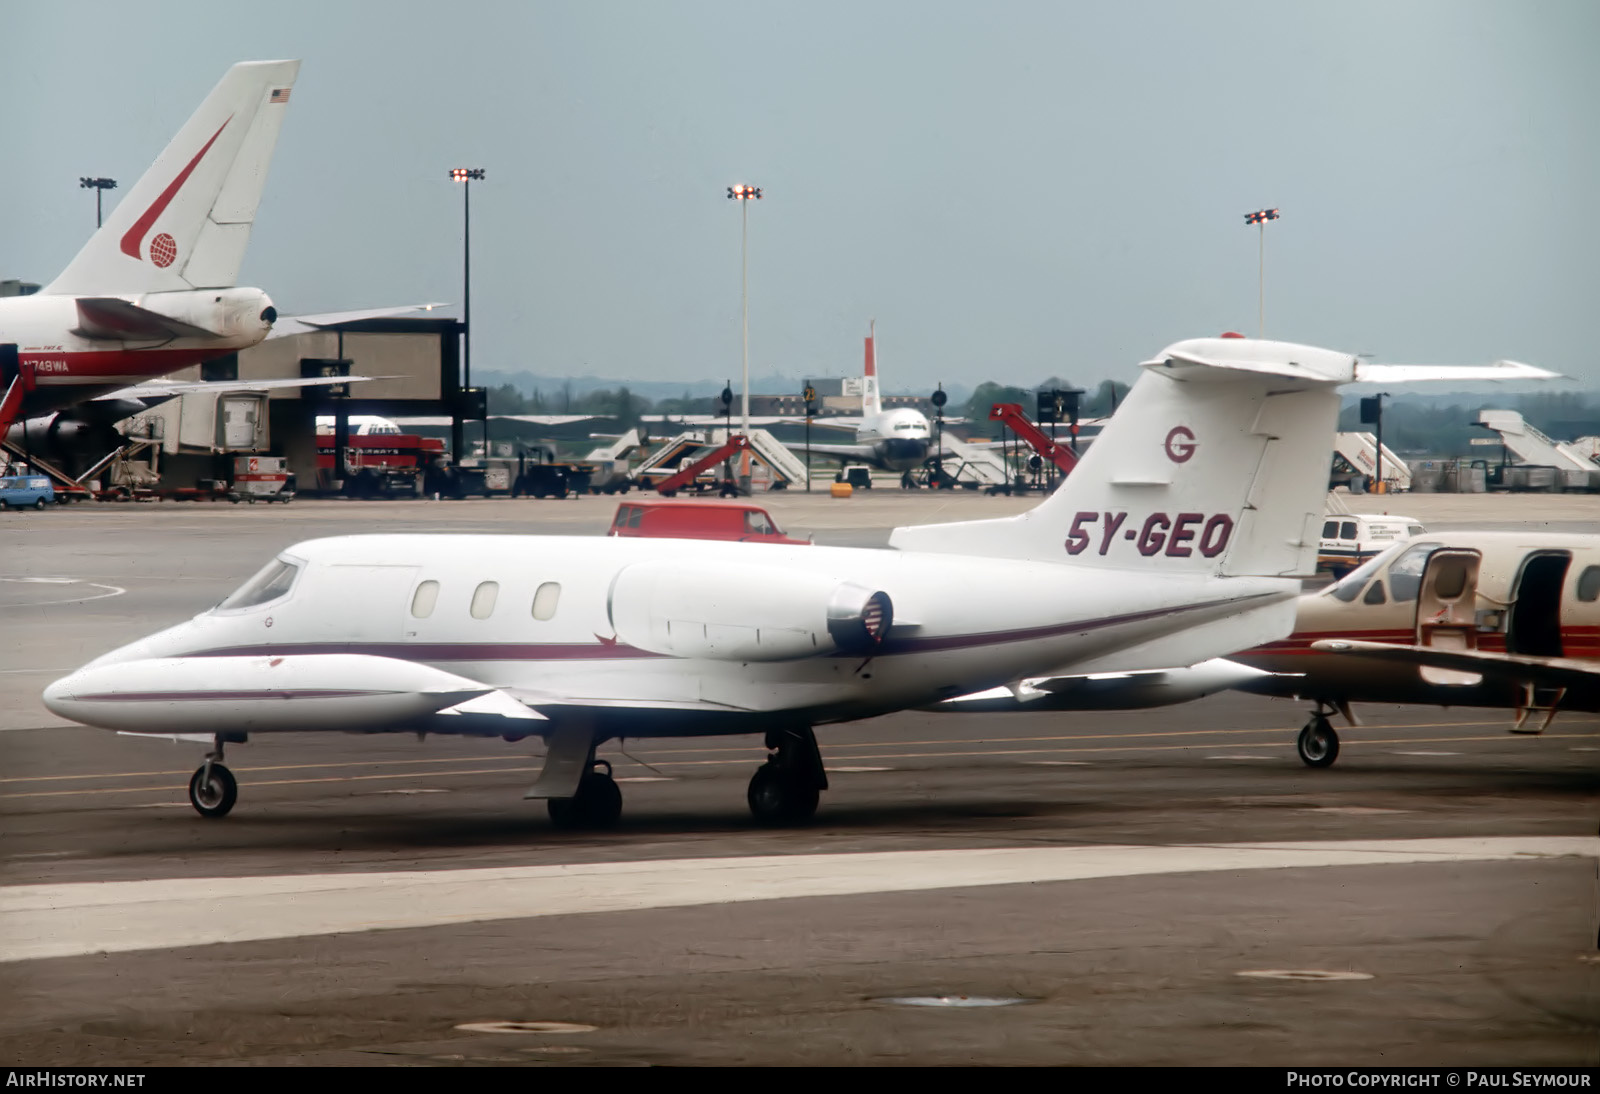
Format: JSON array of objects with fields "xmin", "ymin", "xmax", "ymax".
[
  {"xmin": 266, "ymin": 303, "xmax": 450, "ymax": 339},
  {"xmin": 72, "ymin": 297, "xmax": 221, "ymax": 342},
  {"xmin": 1354, "ymin": 360, "xmax": 1561, "ymax": 384}
]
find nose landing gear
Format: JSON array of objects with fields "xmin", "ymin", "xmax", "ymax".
[
  {"xmin": 1296, "ymin": 706, "xmax": 1341, "ymax": 768},
  {"xmin": 188, "ymin": 736, "xmax": 239, "ymax": 817}
]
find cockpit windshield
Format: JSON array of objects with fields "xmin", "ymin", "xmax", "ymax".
[
  {"xmin": 1326, "ymin": 542, "xmax": 1400, "ymax": 602},
  {"xmin": 1326, "ymin": 541, "xmax": 1434, "ymax": 603},
  {"xmin": 215, "ymin": 557, "xmax": 302, "ymax": 611}
]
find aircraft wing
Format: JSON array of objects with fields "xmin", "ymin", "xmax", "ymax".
[
  {"xmin": 1311, "ymin": 640, "xmax": 1600, "ymax": 694},
  {"xmin": 382, "ymin": 414, "xmax": 604, "ymax": 428},
  {"xmin": 804, "ymin": 442, "xmax": 879, "ymax": 463},
  {"xmin": 266, "ymin": 304, "xmax": 449, "ymax": 339},
  {"xmin": 93, "ymin": 375, "xmax": 376, "ymax": 403},
  {"xmin": 72, "ymin": 297, "xmax": 222, "ymax": 342},
  {"xmin": 933, "ymin": 659, "xmax": 1275, "ymax": 712},
  {"xmin": 639, "ymin": 414, "xmax": 793, "ymax": 427}
]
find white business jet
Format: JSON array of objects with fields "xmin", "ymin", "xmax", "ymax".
[{"xmin": 43, "ymin": 337, "xmax": 1551, "ymax": 827}]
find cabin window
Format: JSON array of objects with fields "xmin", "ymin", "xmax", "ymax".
[
  {"xmin": 1340, "ymin": 521, "xmax": 1358, "ymax": 540},
  {"xmin": 410, "ymin": 580, "xmax": 440, "ymax": 618},
  {"xmin": 1577, "ymin": 565, "xmax": 1600, "ymax": 603},
  {"xmin": 1408, "ymin": 525, "xmax": 1425, "ymax": 537},
  {"xmin": 532, "ymin": 581, "xmax": 561, "ymax": 621},
  {"xmin": 745, "ymin": 510, "xmax": 775, "ymax": 536},
  {"xmin": 1362, "ymin": 580, "xmax": 1387, "ymax": 606},
  {"xmin": 216, "ymin": 558, "xmax": 301, "ymax": 611},
  {"xmin": 470, "ymin": 581, "xmax": 499, "ymax": 620},
  {"xmin": 1322, "ymin": 520, "xmax": 1338, "ymax": 538}
]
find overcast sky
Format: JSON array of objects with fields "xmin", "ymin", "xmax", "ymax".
[{"xmin": 4, "ymin": 1, "xmax": 1596, "ymax": 392}]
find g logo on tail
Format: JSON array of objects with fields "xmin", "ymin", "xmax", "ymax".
[{"xmin": 1164, "ymin": 426, "xmax": 1196, "ymax": 463}]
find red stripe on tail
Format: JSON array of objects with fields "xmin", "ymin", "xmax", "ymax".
[{"xmin": 118, "ymin": 117, "xmax": 232, "ymax": 260}]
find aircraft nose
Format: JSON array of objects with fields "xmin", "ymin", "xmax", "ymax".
[{"xmin": 42, "ymin": 673, "xmax": 81, "ymax": 718}]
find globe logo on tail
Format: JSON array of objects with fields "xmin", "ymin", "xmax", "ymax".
[{"xmin": 149, "ymin": 233, "xmax": 177, "ymax": 268}]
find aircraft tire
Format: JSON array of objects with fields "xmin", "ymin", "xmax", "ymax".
[
  {"xmin": 547, "ymin": 773, "xmax": 622, "ymax": 830},
  {"xmin": 188, "ymin": 763, "xmax": 238, "ymax": 818},
  {"xmin": 747, "ymin": 763, "xmax": 819, "ymax": 826},
  {"xmin": 1297, "ymin": 719, "xmax": 1340, "ymax": 768}
]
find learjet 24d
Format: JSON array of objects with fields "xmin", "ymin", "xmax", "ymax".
[{"xmin": 42, "ymin": 337, "xmax": 1552, "ymax": 826}]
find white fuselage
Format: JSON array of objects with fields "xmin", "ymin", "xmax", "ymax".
[
  {"xmin": 0, "ymin": 288, "xmax": 274, "ymax": 419},
  {"xmin": 822, "ymin": 407, "xmax": 934, "ymax": 472},
  {"xmin": 56, "ymin": 533, "xmax": 1297, "ymax": 739}
]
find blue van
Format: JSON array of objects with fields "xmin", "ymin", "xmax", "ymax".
[{"xmin": 0, "ymin": 472, "xmax": 55, "ymax": 510}]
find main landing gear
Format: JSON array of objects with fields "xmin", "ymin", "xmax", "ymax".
[
  {"xmin": 1296, "ymin": 705, "xmax": 1341, "ymax": 769},
  {"xmin": 748, "ymin": 726, "xmax": 828, "ymax": 825},
  {"xmin": 547, "ymin": 758, "xmax": 623, "ymax": 830},
  {"xmin": 188, "ymin": 735, "xmax": 239, "ymax": 818}
]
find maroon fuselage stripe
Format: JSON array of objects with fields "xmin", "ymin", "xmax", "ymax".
[
  {"xmin": 182, "ymin": 592, "xmax": 1277, "ymax": 663},
  {"xmin": 75, "ymin": 689, "xmax": 397, "ymax": 703}
]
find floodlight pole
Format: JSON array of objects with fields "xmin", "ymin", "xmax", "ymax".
[
  {"xmin": 1258, "ymin": 220, "xmax": 1265, "ymax": 338},
  {"xmin": 728, "ymin": 184, "xmax": 761, "ymax": 493},
  {"xmin": 80, "ymin": 177, "xmax": 117, "ymax": 228},
  {"xmin": 451, "ymin": 168, "xmax": 485, "ymax": 461}
]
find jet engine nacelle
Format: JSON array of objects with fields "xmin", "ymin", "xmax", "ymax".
[
  {"xmin": 42, "ymin": 654, "xmax": 492, "ymax": 733},
  {"xmin": 137, "ymin": 286, "xmax": 276, "ymax": 340},
  {"xmin": 609, "ymin": 560, "xmax": 893, "ymax": 662}
]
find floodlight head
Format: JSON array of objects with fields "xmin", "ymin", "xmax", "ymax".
[{"xmin": 451, "ymin": 168, "xmax": 486, "ymax": 182}]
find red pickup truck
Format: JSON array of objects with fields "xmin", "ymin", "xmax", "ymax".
[{"xmin": 607, "ymin": 500, "xmax": 808, "ymax": 544}]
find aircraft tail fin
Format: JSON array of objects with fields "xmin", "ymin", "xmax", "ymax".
[
  {"xmin": 891, "ymin": 337, "xmax": 1554, "ymax": 574},
  {"xmin": 892, "ymin": 338, "xmax": 1352, "ymax": 576},
  {"xmin": 861, "ymin": 320, "xmax": 883, "ymax": 419},
  {"xmin": 43, "ymin": 60, "xmax": 301, "ymax": 297}
]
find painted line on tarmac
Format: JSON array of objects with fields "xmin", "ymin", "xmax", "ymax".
[
  {"xmin": 0, "ymin": 578, "xmax": 126, "ymax": 608},
  {"xmin": 0, "ymin": 836, "xmax": 1591, "ymax": 963},
  {"xmin": 3, "ymin": 732, "xmax": 1595, "ymax": 803},
  {"xmin": 0, "ymin": 717, "xmax": 1565, "ymax": 785}
]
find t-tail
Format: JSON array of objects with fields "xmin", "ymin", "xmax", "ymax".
[
  {"xmin": 42, "ymin": 60, "xmax": 301, "ymax": 297},
  {"xmin": 890, "ymin": 336, "xmax": 1555, "ymax": 575}
]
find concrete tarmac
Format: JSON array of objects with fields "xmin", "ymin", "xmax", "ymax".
[{"xmin": 0, "ymin": 491, "xmax": 1595, "ymax": 1066}]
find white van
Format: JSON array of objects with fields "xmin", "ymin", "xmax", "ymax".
[{"xmin": 1318, "ymin": 513, "xmax": 1426, "ymax": 576}]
